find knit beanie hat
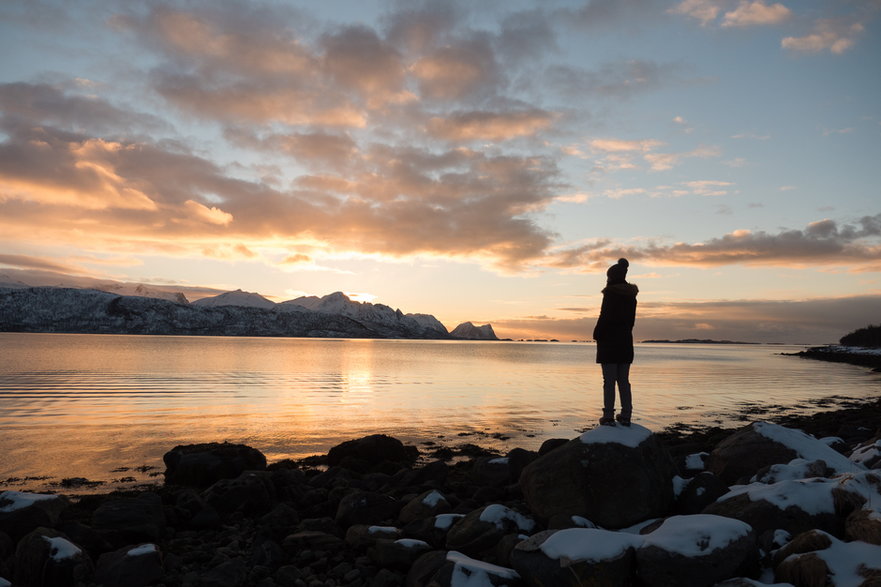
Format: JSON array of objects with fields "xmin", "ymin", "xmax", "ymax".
[{"xmin": 606, "ymin": 258, "xmax": 629, "ymax": 282}]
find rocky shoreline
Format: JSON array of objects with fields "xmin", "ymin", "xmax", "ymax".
[
  {"xmin": 2, "ymin": 393, "xmax": 881, "ymax": 587},
  {"xmin": 786, "ymin": 345, "xmax": 881, "ymax": 372}
]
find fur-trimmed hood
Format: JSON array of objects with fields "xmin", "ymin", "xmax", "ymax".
[{"xmin": 602, "ymin": 282, "xmax": 639, "ymax": 297}]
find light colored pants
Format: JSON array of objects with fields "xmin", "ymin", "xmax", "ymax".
[{"xmin": 602, "ymin": 363, "xmax": 632, "ymax": 419}]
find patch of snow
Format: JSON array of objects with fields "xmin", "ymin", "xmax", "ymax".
[
  {"xmin": 192, "ymin": 289, "xmax": 276, "ymax": 309},
  {"xmin": 539, "ymin": 528, "xmax": 643, "ymax": 562},
  {"xmin": 127, "ymin": 544, "xmax": 158, "ymax": 557},
  {"xmin": 479, "ymin": 504, "xmax": 535, "ymax": 532},
  {"xmin": 580, "ymin": 423, "xmax": 652, "ymax": 448},
  {"xmin": 446, "ymin": 551, "xmax": 520, "ymax": 586},
  {"xmin": 367, "ymin": 526, "xmax": 399, "ymax": 535},
  {"xmin": 772, "ymin": 529, "xmax": 792, "ymax": 549},
  {"xmin": 43, "ymin": 536, "xmax": 82, "ymax": 561},
  {"xmin": 641, "ymin": 514, "xmax": 752, "ymax": 557},
  {"xmin": 696, "ymin": 487, "xmax": 705, "ymax": 496},
  {"xmin": 422, "ymin": 490, "xmax": 447, "ymax": 507},
  {"xmin": 435, "ymin": 513, "xmax": 465, "ymax": 530},
  {"xmin": 395, "ymin": 538, "xmax": 429, "ymax": 549},
  {"xmin": 721, "ymin": 477, "xmax": 837, "ymax": 515},
  {"xmin": 750, "ymin": 458, "xmax": 825, "ymax": 484},
  {"xmin": 673, "ymin": 475, "xmax": 690, "ymax": 498},
  {"xmin": 570, "ymin": 515, "xmax": 597, "ymax": 529},
  {"xmin": 753, "ymin": 422, "xmax": 864, "ymax": 475},
  {"xmin": 0, "ymin": 491, "xmax": 59, "ymax": 513},
  {"xmin": 685, "ymin": 452, "xmax": 708, "ymax": 470},
  {"xmin": 822, "ymin": 345, "xmax": 881, "ymax": 356},
  {"xmin": 0, "ymin": 577, "xmax": 10, "ymax": 587},
  {"xmin": 820, "ymin": 436, "xmax": 844, "ymax": 447},
  {"xmin": 850, "ymin": 439, "xmax": 881, "ymax": 465},
  {"xmin": 783, "ymin": 531, "xmax": 881, "ymax": 584},
  {"xmin": 488, "ymin": 457, "xmax": 509, "ymax": 465}
]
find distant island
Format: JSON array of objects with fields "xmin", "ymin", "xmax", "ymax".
[
  {"xmin": 0, "ymin": 285, "xmax": 499, "ymax": 341},
  {"xmin": 641, "ymin": 339, "xmax": 760, "ymax": 345}
]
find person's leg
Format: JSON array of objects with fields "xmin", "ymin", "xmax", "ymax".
[
  {"xmin": 601, "ymin": 363, "xmax": 617, "ymax": 421},
  {"xmin": 616, "ymin": 363, "xmax": 632, "ymax": 422}
]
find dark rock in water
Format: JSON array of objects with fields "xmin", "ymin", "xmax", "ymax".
[
  {"xmin": 0, "ymin": 491, "xmax": 69, "ymax": 542},
  {"xmin": 14, "ymin": 527, "xmax": 94, "ymax": 587},
  {"xmin": 94, "ymin": 543, "xmax": 164, "ymax": 587},
  {"xmin": 519, "ymin": 425, "xmax": 676, "ymax": 528},
  {"xmin": 163, "ymin": 442, "xmax": 267, "ymax": 489},
  {"xmin": 706, "ymin": 423, "xmax": 799, "ymax": 484},
  {"xmin": 335, "ymin": 490, "xmax": 400, "ymax": 527},
  {"xmin": 202, "ymin": 471, "xmax": 276, "ymax": 516},
  {"xmin": 327, "ymin": 434, "xmax": 414, "ymax": 468},
  {"xmin": 91, "ymin": 492, "xmax": 166, "ymax": 547},
  {"xmin": 510, "ymin": 528, "xmax": 638, "ymax": 587},
  {"xmin": 674, "ymin": 472, "xmax": 729, "ymax": 515},
  {"xmin": 634, "ymin": 515, "xmax": 757, "ymax": 587},
  {"xmin": 445, "ymin": 504, "xmax": 535, "ymax": 560},
  {"xmin": 450, "ymin": 322, "xmax": 498, "ymax": 340}
]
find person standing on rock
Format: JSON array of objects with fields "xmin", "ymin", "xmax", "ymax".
[{"xmin": 593, "ymin": 258, "xmax": 639, "ymax": 426}]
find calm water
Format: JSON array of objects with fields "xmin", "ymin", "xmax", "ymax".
[{"xmin": 1, "ymin": 333, "xmax": 879, "ymax": 492}]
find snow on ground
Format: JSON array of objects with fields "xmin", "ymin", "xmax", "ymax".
[
  {"xmin": 850, "ymin": 439, "xmax": 881, "ymax": 466},
  {"xmin": 0, "ymin": 490, "xmax": 60, "ymax": 512},
  {"xmin": 580, "ymin": 423, "xmax": 652, "ymax": 448},
  {"xmin": 0, "ymin": 577, "xmax": 10, "ymax": 587},
  {"xmin": 446, "ymin": 551, "xmax": 520, "ymax": 587},
  {"xmin": 782, "ymin": 531, "xmax": 881, "ymax": 585},
  {"xmin": 479, "ymin": 504, "xmax": 535, "ymax": 532},
  {"xmin": 127, "ymin": 544, "xmax": 159, "ymax": 557},
  {"xmin": 43, "ymin": 535, "xmax": 82, "ymax": 561},
  {"xmin": 641, "ymin": 515, "xmax": 753, "ymax": 556},
  {"xmin": 685, "ymin": 452, "xmax": 708, "ymax": 470},
  {"xmin": 538, "ymin": 528, "xmax": 644, "ymax": 562},
  {"xmin": 488, "ymin": 457, "xmax": 508, "ymax": 465},
  {"xmin": 753, "ymin": 422, "xmax": 864, "ymax": 475},
  {"xmin": 750, "ymin": 458, "xmax": 826, "ymax": 483},
  {"xmin": 435, "ymin": 513, "xmax": 465, "ymax": 530},
  {"xmin": 422, "ymin": 490, "xmax": 447, "ymax": 507}
]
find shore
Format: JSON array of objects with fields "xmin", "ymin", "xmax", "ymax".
[
  {"xmin": 785, "ymin": 344, "xmax": 881, "ymax": 372},
  {"xmin": 2, "ymin": 384, "xmax": 880, "ymax": 587}
]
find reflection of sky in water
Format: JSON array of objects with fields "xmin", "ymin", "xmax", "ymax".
[{"xmin": 1, "ymin": 333, "xmax": 879, "ymax": 492}]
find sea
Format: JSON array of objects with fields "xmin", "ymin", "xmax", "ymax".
[{"xmin": 1, "ymin": 332, "xmax": 879, "ymax": 493}]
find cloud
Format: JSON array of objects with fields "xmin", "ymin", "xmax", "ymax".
[
  {"xmin": 0, "ymin": 254, "xmax": 83, "ymax": 274},
  {"xmin": 669, "ymin": 0, "xmax": 724, "ymax": 26},
  {"xmin": 644, "ymin": 145, "xmax": 720, "ymax": 171},
  {"xmin": 721, "ymin": 1, "xmax": 791, "ymax": 28},
  {"xmin": 590, "ymin": 138, "xmax": 663, "ymax": 152},
  {"xmin": 411, "ymin": 36, "xmax": 502, "ymax": 101},
  {"xmin": 782, "ymin": 19, "xmax": 865, "ymax": 54},
  {"xmin": 546, "ymin": 60, "xmax": 685, "ymax": 99},
  {"xmin": 547, "ymin": 213, "xmax": 881, "ymax": 270},
  {"xmin": 426, "ymin": 109, "xmax": 556, "ymax": 141}
]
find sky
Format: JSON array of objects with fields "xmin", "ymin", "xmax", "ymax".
[{"xmin": 0, "ymin": 0, "xmax": 879, "ymax": 344}]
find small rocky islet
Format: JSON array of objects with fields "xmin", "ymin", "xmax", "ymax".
[{"xmin": 2, "ymin": 398, "xmax": 881, "ymax": 587}]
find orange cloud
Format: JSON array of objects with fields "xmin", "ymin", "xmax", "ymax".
[{"xmin": 427, "ymin": 109, "xmax": 556, "ymax": 141}]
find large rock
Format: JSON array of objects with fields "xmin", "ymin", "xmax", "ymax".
[
  {"xmin": 14, "ymin": 527, "xmax": 94, "ymax": 587},
  {"xmin": 846, "ymin": 509, "xmax": 881, "ymax": 545},
  {"xmin": 91, "ymin": 492, "xmax": 166, "ymax": 547},
  {"xmin": 94, "ymin": 543, "xmax": 163, "ymax": 587},
  {"xmin": 327, "ymin": 434, "xmax": 414, "ymax": 468},
  {"xmin": 369, "ymin": 538, "xmax": 432, "ymax": 568},
  {"xmin": 446, "ymin": 504, "xmax": 535, "ymax": 559},
  {"xmin": 399, "ymin": 490, "xmax": 451, "ymax": 524},
  {"xmin": 851, "ymin": 437, "xmax": 881, "ymax": 469},
  {"xmin": 201, "ymin": 470, "xmax": 276, "ymax": 516},
  {"xmin": 635, "ymin": 514, "xmax": 756, "ymax": 587},
  {"xmin": 519, "ymin": 424, "xmax": 676, "ymax": 528},
  {"xmin": 510, "ymin": 528, "xmax": 640, "ymax": 586},
  {"xmin": 163, "ymin": 442, "xmax": 267, "ymax": 488},
  {"xmin": 774, "ymin": 530, "xmax": 881, "ymax": 586},
  {"xmin": 0, "ymin": 491, "xmax": 68, "ymax": 542},
  {"xmin": 707, "ymin": 422, "xmax": 863, "ymax": 485},
  {"xmin": 335, "ymin": 490, "xmax": 400, "ymax": 527}
]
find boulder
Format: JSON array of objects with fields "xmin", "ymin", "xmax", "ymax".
[
  {"xmin": 851, "ymin": 437, "xmax": 881, "ymax": 469},
  {"xmin": 0, "ymin": 491, "xmax": 68, "ymax": 541},
  {"xmin": 94, "ymin": 543, "xmax": 163, "ymax": 587},
  {"xmin": 846, "ymin": 509, "xmax": 881, "ymax": 545},
  {"xmin": 402, "ymin": 514, "xmax": 465, "ymax": 548},
  {"xmin": 407, "ymin": 550, "xmax": 522, "ymax": 587},
  {"xmin": 14, "ymin": 527, "xmax": 94, "ymax": 587},
  {"xmin": 519, "ymin": 424, "xmax": 676, "ymax": 528},
  {"xmin": 345, "ymin": 524, "xmax": 402, "ymax": 549},
  {"xmin": 538, "ymin": 438, "xmax": 568, "ymax": 455},
  {"xmin": 510, "ymin": 528, "xmax": 640, "ymax": 586},
  {"xmin": 470, "ymin": 456, "xmax": 512, "ymax": 487},
  {"xmin": 257, "ymin": 503, "xmax": 301, "ymax": 541},
  {"xmin": 446, "ymin": 504, "xmax": 535, "ymax": 559},
  {"xmin": 202, "ymin": 470, "xmax": 276, "ymax": 515},
  {"xmin": 399, "ymin": 490, "xmax": 451, "ymax": 524},
  {"xmin": 707, "ymin": 422, "xmax": 863, "ymax": 485},
  {"xmin": 635, "ymin": 514, "xmax": 756, "ymax": 587},
  {"xmin": 507, "ymin": 448, "xmax": 538, "ymax": 481},
  {"xmin": 163, "ymin": 442, "xmax": 267, "ymax": 488},
  {"xmin": 369, "ymin": 538, "xmax": 432, "ymax": 568},
  {"xmin": 751, "ymin": 458, "xmax": 831, "ymax": 484},
  {"xmin": 335, "ymin": 490, "xmax": 400, "ymax": 527},
  {"xmin": 327, "ymin": 434, "xmax": 414, "ymax": 468},
  {"xmin": 774, "ymin": 530, "xmax": 881, "ymax": 586},
  {"xmin": 91, "ymin": 492, "xmax": 166, "ymax": 547},
  {"xmin": 674, "ymin": 472, "xmax": 729, "ymax": 515}
]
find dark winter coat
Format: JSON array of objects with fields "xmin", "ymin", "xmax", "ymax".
[{"xmin": 593, "ymin": 282, "xmax": 639, "ymax": 364}]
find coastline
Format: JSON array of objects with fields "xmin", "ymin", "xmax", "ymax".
[{"xmin": 784, "ymin": 344, "xmax": 881, "ymax": 372}]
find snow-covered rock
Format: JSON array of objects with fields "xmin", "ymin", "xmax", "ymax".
[
  {"xmin": 774, "ymin": 529, "xmax": 881, "ymax": 586},
  {"xmin": 445, "ymin": 504, "xmax": 535, "ymax": 559},
  {"xmin": 95, "ymin": 543, "xmax": 164, "ymax": 587},
  {"xmin": 192, "ymin": 289, "xmax": 276, "ymax": 309},
  {"xmin": 0, "ymin": 490, "xmax": 69, "ymax": 541},
  {"xmin": 407, "ymin": 550, "xmax": 520, "ymax": 587},
  {"xmin": 14, "ymin": 528, "xmax": 93, "ymax": 586},
  {"xmin": 519, "ymin": 425, "xmax": 676, "ymax": 528},
  {"xmin": 850, "ymin": 437, "xmax": 881, "ymax": 469}
]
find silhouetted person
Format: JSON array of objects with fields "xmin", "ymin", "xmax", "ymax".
[{"xmin": 593, "ymin": 258, "xmax": 639, "ymax": 426}]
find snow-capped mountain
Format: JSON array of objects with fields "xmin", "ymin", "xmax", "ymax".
[
  {"xmin": 192, "ymin": 289, "xmax": 276, "ymax": 310},
  {"xmin": 95, "ymin": 282, "xmax": 189, "ymax": 305}
]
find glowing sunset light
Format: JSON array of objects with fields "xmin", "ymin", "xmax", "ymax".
[{"xmin": 0, "ymin": 0, "xmax": 879, "ymax": 344}]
